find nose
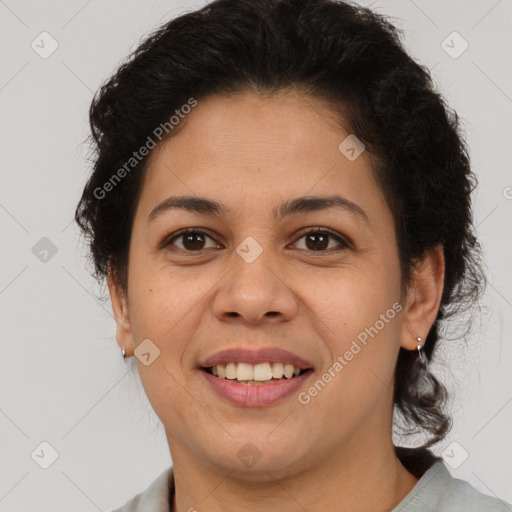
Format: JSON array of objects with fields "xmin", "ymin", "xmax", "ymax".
[{"xmin": 211, "ymin": 243, "xmax": 299, "ymax": 325}]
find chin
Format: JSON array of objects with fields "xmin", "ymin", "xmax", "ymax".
[{"xmin": 200, "ymin": 439, "xmax": 309, "ymax": 481}]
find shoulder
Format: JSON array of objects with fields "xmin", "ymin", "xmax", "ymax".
[
  {"xmin": 107, "ymin": 466, "xmax": 174, "ymax": 512},
  {"xmin": 434, "ymin": 463, "xmax": 512, "ymax": 511},
  {"xmin": 394, "ymin": 460, "xmax": 512, "ymax": 512}
]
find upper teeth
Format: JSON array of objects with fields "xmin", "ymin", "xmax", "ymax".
[{"xmin": 211, "ymin": 362, "xmax": 301, "ymax": 380}]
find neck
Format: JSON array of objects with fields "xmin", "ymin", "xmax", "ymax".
[{"xmin": 168, "ymin": 428, "xmax": 420, "ymax": 512}]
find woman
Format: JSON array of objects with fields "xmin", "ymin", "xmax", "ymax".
[{"xmin": 74, "ymin": 0, "xmax": 511, "ymax": 510}]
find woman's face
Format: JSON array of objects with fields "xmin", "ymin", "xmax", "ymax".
[{"xmin": 110, "ymin": 91, "xmax": 432, "ymax": 479}]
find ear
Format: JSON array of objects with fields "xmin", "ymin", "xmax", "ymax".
[
  {"xmin": 107, "ymin": 268, "xmax": 134, "ymax": 356},
  {"xmin": 399, "ymin": 244, "xmax": 445, "ymax": 350}
]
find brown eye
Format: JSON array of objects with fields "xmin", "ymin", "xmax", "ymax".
[
  {"xmin": 293, "ymin": 228, "xmax": 349, "ymax": 252},
  {"xmin": 164, "ymin": 229, "xmax": 219, "ymax": 252}
]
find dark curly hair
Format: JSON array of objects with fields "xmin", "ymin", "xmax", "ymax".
[{"xmin": 75, "ymin": 0, "xmax": 486, "ymax": 460}]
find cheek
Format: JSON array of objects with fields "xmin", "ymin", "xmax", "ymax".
[
  {"xmin": 306, "ymin": 262, "xmax": 400, "ymax": 340},
  {"xmin": 304, "ymin": 262, "xmax": 402, "ymax": 395},
  {"xmin": 128, "ymin": 259, "xmax": 211, "ymax": 338},
  {"xmin": 302, "ymin": 298, "xmax": 401, "ymax": 438}
]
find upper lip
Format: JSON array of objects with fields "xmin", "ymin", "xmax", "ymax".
[{"xmin": 198, "ymin": 347, "xmax": 314, "ymax": 370}]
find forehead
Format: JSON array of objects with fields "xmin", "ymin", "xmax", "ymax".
[{"xmin": 136, "ymin": 91, "xmax": 390, "ymax": 227}]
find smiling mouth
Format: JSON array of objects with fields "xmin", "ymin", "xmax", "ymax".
[{"xmin": 201, "ymin": 362, "xmax": 313, "ymax": 385}]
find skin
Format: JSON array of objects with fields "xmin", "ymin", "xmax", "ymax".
[{"xmin": 108, "ymin": 90, "xmax": 445, "ymax": 512}]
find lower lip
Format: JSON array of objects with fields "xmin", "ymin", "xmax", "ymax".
[{"xmin": 200, "ymin": 369, "xmax": 313, "ymax": 407}]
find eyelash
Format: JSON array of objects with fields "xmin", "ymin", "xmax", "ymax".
[{"xmin": 161, "ymin": 227, "xmax": 350, "ymax": 254}]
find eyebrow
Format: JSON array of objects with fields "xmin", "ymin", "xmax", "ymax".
[{"xmin": 148, "ymin": 194, "xmax": 369, "ymax": 225}]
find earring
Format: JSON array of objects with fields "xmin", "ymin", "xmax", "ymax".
[
  {"xmin": 416, "ymin": 336, "xmax": 427, "ymax": 366},
  {"xmin": 122, "ymin": 346, "xmax": 126, "ymax": 358},
  {"xmin": 413, "ymin": 336, "xmax": 433, "ymax": 396}
]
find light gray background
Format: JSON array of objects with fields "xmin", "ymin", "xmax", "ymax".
[{"xmin": 1, "ymin": 0, "xmax": 511, "ymax": 510}]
